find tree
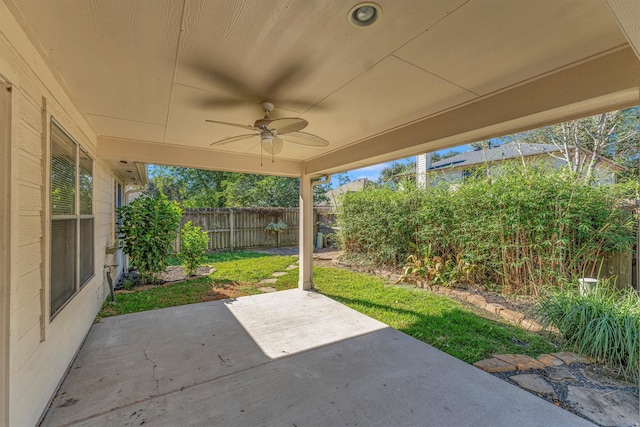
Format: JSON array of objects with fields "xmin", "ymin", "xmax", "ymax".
[
  {"xmin": 378, "ymin": 160, "xmax": 416, "ymax": 186},
  {"xmin": 333, "ymin": 172, "xmax": 351, "ymax": 187},
  {"xmin": 146, "ymin": 166, "xmax": 233, "ymax": 207},
  {"xmin": 469, "ymin": 140, "xmax": 496, "ymax": 150},
  {"xmin": 224, "ymin": 174, "xmax": 300, "ymax": 207},
  {"xmin": 146, "ymin": 166, "xmax": 331, "ymax": 208},
  {"xmin": 505, "ymin": 108, "xmax": 639, "ymax": 182}
]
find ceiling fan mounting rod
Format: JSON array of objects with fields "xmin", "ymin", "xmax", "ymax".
[{"xmin": 261, "ymin": 101, "xmax": 274, "ymax": 115}]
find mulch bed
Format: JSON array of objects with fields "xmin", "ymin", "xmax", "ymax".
[{"xmin": 115, "ymin": 265, "xmax": 215, "ymax": 291}]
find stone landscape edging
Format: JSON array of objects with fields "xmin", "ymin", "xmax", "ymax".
[{"xmin": 427, "ymin": 284, "xmax": 558, "ymax": 333}]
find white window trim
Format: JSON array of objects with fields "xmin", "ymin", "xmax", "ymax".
[{"xmin": 49, "ymin": 117, "xmax": 95, "ymax": 319}]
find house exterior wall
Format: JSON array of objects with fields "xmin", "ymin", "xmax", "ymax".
[
  {"xmin": 1, "ymin": 4, "xmax": 116, "ymax": 425},
  {"xmin": 417, "ymin": 153, "xmax": 618, "ymax": 188},
  {"xmin": 429, "ymin": 169, "xmax": 464, "ymax": 186}
]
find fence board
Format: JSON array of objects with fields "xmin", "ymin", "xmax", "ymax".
[
  {"xmin": 176, "ymin": 207, "xmax": 317, "ymax": 252},
  {"xmin": 599, "ymin": 250, "xmax": 634, "ymax": 289}
]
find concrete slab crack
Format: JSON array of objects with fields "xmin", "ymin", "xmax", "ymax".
[{"xmin": 142, "ymin": 349, "xmax": 160, "ymax": 395}]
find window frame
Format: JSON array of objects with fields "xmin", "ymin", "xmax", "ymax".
[{"xmin": 50, "ymin": 118, "xmax": 94, "ymax": 318}]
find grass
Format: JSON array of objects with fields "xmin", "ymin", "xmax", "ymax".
[
  {"xmin": 276, "ymin": 266, "xmax": 557, "ymax": 363},
  {"xmin": 98, "ymin": 252, "xmax": 557, "ymax": 363},
  {"xmin": 98, "ymin": 252, "xmax": 298, "ymax": 320}
]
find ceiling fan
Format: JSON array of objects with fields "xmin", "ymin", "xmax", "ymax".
[{"xmin": 207, "ymin": 102, "xmax": 329, "ymax": 155}]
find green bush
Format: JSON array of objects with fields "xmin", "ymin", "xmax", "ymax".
[
  {"xmin": 117, "ymin": 195, "xmax": 183, "ymax": 284},
  {"xmin": 338, "ymin": 165, "xmax": 637, "ymax": 295},
  {"xmin": 338, "ymin": 185, "xmax": 424, "ymax": 266},
  {"xmin": 180, "ymin": 221, "xmax": 209, "ymax": 275},
  {"xmin": 533, "ymin": 280, "xmax": 639, "ymax": 380}
]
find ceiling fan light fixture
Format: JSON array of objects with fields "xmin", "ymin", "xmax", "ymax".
[
  {"xmin": 260, "ymin": 132, "xmax": 274, "ymax": 143},
  {"xmin": 261, "ymin": 138, "xmax": 283, "ymax": 155},
  {"xmin": 349, "ymin": 3, "xmax": 381, "ymax": 27}
]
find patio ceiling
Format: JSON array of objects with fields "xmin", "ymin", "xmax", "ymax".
[{"xmin": 6, "ymin": 0, "xmax": 640, "ymax": 177}]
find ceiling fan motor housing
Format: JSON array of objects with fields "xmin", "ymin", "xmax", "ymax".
[{"xmin": 254, "ymin": 118, "xmax": 273, "ymax": 128}]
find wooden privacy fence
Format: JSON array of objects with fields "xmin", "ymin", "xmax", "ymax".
[
  {"xmin": 175, "ymin": 207, "xmax": 337, "ymax": 252},
  {"xmin": 599, "ymin": 250, "xmax": 637, "ymax": 290}
]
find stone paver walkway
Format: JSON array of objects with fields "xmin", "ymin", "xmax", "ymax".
[
  {"xmin": 475, "ymin": 352, "xmax": 639, "ymax": 426},
  {"xmin": 271, "ymin": 271, "xmax": 288, "ymax": 277}
]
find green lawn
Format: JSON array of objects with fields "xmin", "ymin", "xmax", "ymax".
[
  {"xmin": 98, "ymin": 252, "xmax": 298, "ymax": 319},
  {"xmin": 276, "ymin": 266, "xmax": 557, "ymax": 363},
  {"xmin": 99, "ymin": 252, "xmax": 558, "ymax": 363}
]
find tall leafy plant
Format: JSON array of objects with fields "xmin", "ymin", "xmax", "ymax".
[
  {"xmin": 534, "ymin": 280, "xmax": 639, "ymax": 381},
  {"xmin": 338, "ymin": 165, "xmax": 636, "ymax": 296},
  {"xmin": 180, "ymin": 221, "xmax": 209, "ymax": 275},
  {"xmin": 117, "ymin": 195, "xmax": 183, "ymax": 284}
]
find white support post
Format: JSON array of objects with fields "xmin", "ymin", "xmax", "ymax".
[{"xmin": 298, "ymin": 174, "xmax": 313, "ymax": 290}]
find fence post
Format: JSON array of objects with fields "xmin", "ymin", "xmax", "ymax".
[{"xmin": 229, "ymin": 208, "xmax": 235, "ymax": 251}]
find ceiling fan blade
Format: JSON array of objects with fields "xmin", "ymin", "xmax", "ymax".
[
  {"xmin": 261, "ymin": 137, "xmax": 284, "ymax": 155},
  {"xmin": 210, "ymin": 133, "xmax": 257, "ymax": 146},
  {"xmin": 281, "ymin": 131, "xmax": 329, "ymax": 147},
  {"xmin": 206, "ymin": 119, "xmax": 256, "ymax": 131},
  {"xmin": 269, "ymin": 118, "xmax": 308, "ymax": 133}
]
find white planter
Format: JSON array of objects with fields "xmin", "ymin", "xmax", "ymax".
[{"xmin": 578, "ymin": 278, "xmax": 598, "ymax": 296}]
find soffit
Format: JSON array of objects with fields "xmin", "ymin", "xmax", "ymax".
[
  {"xmin": 5, "ymin": 0, "xmax": 636, "ymax": 175},
  {"xmin": 107, "ymin": 159, "xmax": 147, "ymax": 187}
]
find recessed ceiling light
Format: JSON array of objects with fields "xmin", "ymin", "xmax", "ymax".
[{"xmin": 349, "ymin": 3, "xmax": 381, "ymax": 28}]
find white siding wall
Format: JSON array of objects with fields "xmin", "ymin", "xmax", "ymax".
[
  {"xmin": 422, "ymin": 155, "xmax": 618, "ymax": 188},
  {"xmin": 1, "ymin": 4, "xmax": 115, "ymax": 425}
]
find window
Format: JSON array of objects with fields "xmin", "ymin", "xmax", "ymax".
[{"xmin": 50, "ymin": 120, "xmax": 94, "ymax": 317}]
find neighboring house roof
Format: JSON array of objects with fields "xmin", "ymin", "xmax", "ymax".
[
  {"xmin": 429, "ymin": 143, "xmax": 559, "ymax": 170},
  {"xmin": 426, "ymin": 142, "xmax": 625, "ymax": 172},
  {"xmin": 322, "ymin": 178, "xmax": 375, "ymax": 206}
]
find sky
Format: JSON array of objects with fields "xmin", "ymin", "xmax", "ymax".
[{"xmin": 343, "ymin": 145, "xmax": 469, "ymax": 183}]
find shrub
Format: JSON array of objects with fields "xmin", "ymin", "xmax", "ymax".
[
  {"xmin": 533, "ymin": 279, "xmax": 639, "ymax": 380},
  {"xmin": 181, "ymin": 221, "xmax": 209, "ymax": 276},
  {"xmin": 338, "ymin": 165, "xmax": 637, "ymax": 295},
  {"xmin": 338, "ymin": 185, "xmax": 424, "ymax": 266},
  {"xmin": 396, "ymin": 246, "xmax": 475, "ymax": 288},
  {"xmin": 117, "ymin": 195, "xmax": 183, "ymax": 284}
]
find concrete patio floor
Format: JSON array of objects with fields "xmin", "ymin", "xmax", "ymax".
[{"xmin": 41, "ymin": 289, "xmax": 593, "ymax": 426}]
